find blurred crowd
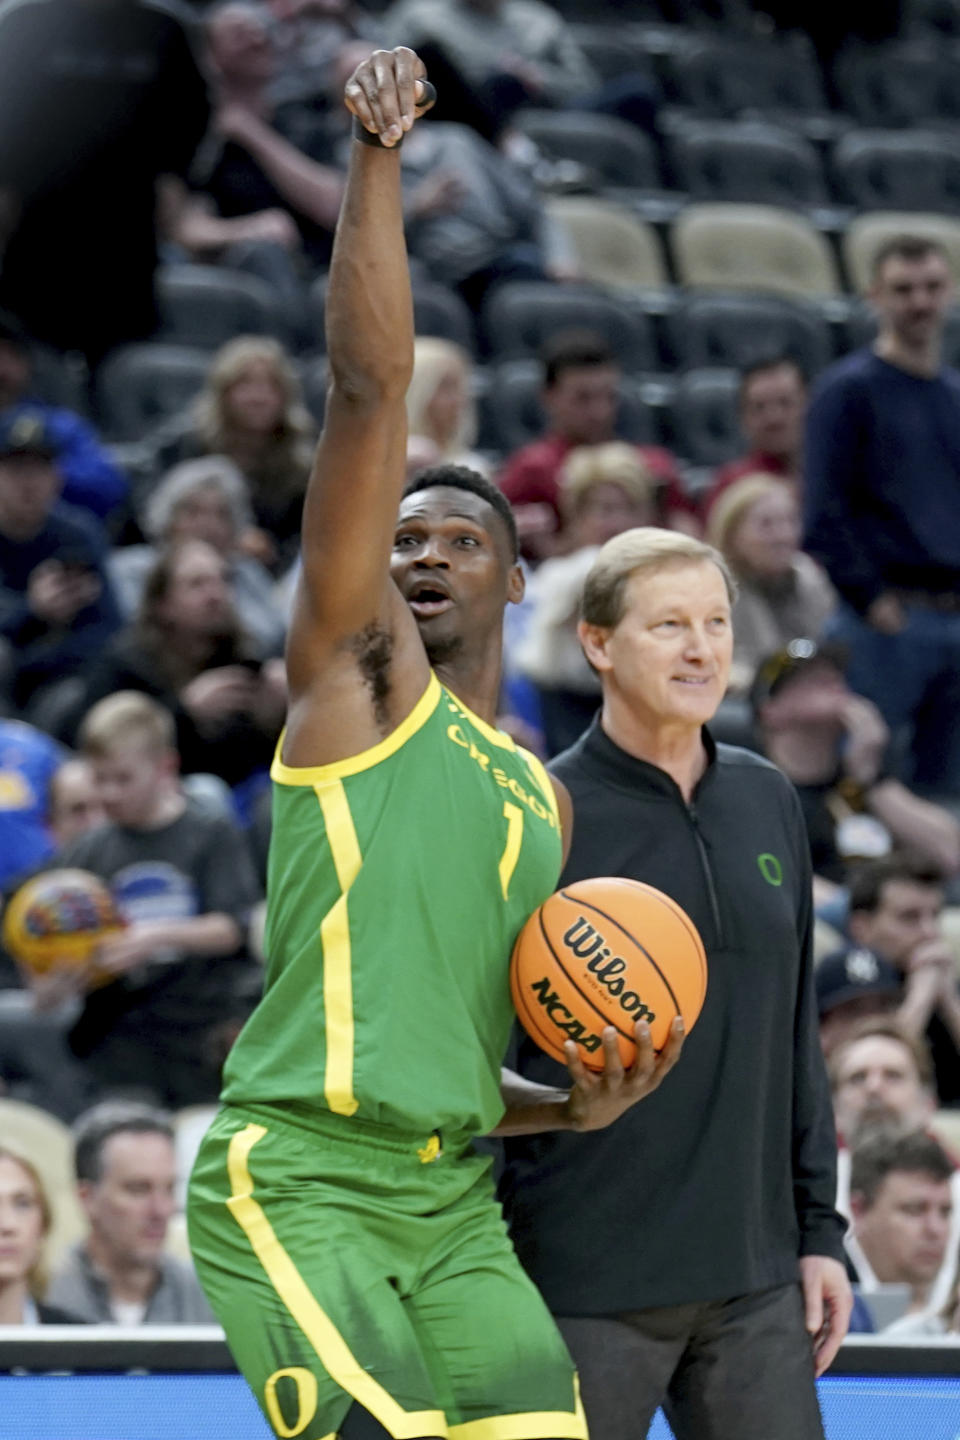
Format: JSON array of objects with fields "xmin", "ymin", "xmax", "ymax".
[{"xmin": 2, "ymin": 0, "xmax": 960, "ymax": 1345}]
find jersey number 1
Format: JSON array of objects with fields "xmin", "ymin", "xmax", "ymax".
[{"xmin": 499, "ymin": 801, "xmax": 524, "ymax": 900}]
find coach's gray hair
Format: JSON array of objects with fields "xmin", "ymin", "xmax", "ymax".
[
  {"xmin": 143, "ymin": 455, "xmax": 253, "ymax": 543},
  {"xmin": 581, "ymin": 527, "xmax": 736, "ymax": 629}
]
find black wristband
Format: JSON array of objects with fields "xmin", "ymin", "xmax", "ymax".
[{"xmin": 351, "ymin": 82, "xmax": 436, "ymax": 148}]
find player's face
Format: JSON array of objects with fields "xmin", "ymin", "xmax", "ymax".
[
  {"xmin": 82, "ymin": 1133, "xmax": 176, "ymax": 1267},
  {"xmin": 391, "ymin": 488, "xmax": 521, "ymax": 664},
  {"xmin": 852, "ymin": 881, "xmax": 944, "ymax": 968},
  {"xmin": 544, "ymin": 365, "xmax": 620, "ymax": 446},
  {"xmin": 855, "ymin": 1171, "xmax": 953, "ymax": 1287},
  {"xmin": 0, "ymin": 1155, "xmax": 46, "ymax": 1289},
  {"xmin": 581, "ymin": 561, "xmax": 732, "ymax": 732},
  {"xmin": 740, "ymin": 365, "xmax": 806, "ymax": 457},
  {"xmin": 832, "ymin": 1036, "xmax": 932, "ymax": 1140},
  {"xmin": 729, "ymin": 487, "xmax": 799, "ymax": 579},
  {"xmin": 872, "ymin": 254, "xmax": 954, "ymax": 349},
  {"xmin": 92, "ymin": 741, "xmax": 174, "ymax": 828}
]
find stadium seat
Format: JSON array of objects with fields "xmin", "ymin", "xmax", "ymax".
[
  {"xmin": 667, "ymin": 121, "xmax": 827, "ymax": 208},
  {"xmin": 835, "ymin": 43, "xmax": 960, "ymax": 128},
  {"xmin": 671, "ymin": 204, "xmax": 841, "ymax": 297},
  {"xmin": 156, "ymin": 264, "xmax": 285, "ymax": 348},
  {"xmin": 833, "ymin": 130, "xmax": 960, "ymax": 215},
  {"xmin": 903, "ymin": 0, "xmax": 960, "ymax": 37},
  {"xmin": 478, "ymin": 358, "xmax": 657, "ymax": 457},
  {"xmin": 480, "ymin": 281, "xmax": 661, "ymax": 371},
  {"xmin": 666, "ymin": 368, "xmax": 741, "ymax": 467},
  {"xmin": 569, "ymin": 23, "xmax": 662, "ymax": 83},
  {"xmin": 663, "ymin": 34, "xmax": 829, "ymax": 121},
  {"xmin": 0, "ymin": 1097, "xmax": 86, "ymax": 1268},
  {"xmin": 667, "ymin": 292, "xmax": 833, "ymax": 375},
  {"xmin": 309, "ymin": 276, "xmax": 476, "ymax": 354},
  {"xmin": 94, "ymin": 343, "xmax": 210, "ymax": 443},
  {"xmin": 545, "ymin": 197, "xmax": 668, "ymax": 289},
  {"xmin": 512, "ymin": 109, "xmax": 662, "ymax": 192},
  {"xmin": 843, "ymin": 211, "xmax": 960, "ymax": 293}
]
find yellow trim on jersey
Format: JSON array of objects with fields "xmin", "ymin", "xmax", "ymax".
[
  {"xmin": 517, "ymin": 747, "xmax": 560, "ymax": 826},
  {"xmin": 443, "ymin": 687, "xmax": 517, "ymax": 752},
  {"xmin": 315, "ymin": 780, "xmax": 363, "ymax": 1117},
  {"xmin": 271, "ymin": 674, "xmax": 442, "ymax": 786},
  {"xmin": 226, "ymin": 1123, "xmax": 449, "ymax": 1440},
  {"xmin": 447, "ymin": 1377, "xmax": 587, "ymax": 1440}
]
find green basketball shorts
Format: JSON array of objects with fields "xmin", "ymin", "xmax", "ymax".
[{"xmin": 187, "ymin": 1104, "xmax": 586, "ymax": 1440}]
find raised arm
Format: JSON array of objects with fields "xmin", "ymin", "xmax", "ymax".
[{"xmin": 283, "ymin": 49, "xmax": 434, "ymax": 766}]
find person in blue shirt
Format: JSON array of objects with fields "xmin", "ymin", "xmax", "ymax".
[
  {"xmin": 0, "ymin": 717, "xmax": 66, "ymax": 887},
  {"xmin": 804, "ymin": 235, "xmax": 960, "ymax": 797},
  {"xmin": 0, "ymin": 312, "xmax": 127, "ymax": 525}
]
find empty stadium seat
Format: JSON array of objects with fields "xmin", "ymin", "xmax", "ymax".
[
  {"xmin": 833, "ymin": 130, "xmax": 960, "ymax": 215},
  {"xmin": 667, "ymin": 292, "xmax": 833, "ymax": 374},
  {"xmin": 309, "ymin": 276, "xmax": 476, "ymax": 354},
  {"xmin": 671, "ymin": 204, "xmax": 841, "ymax": 297},
  {"xmin": 667, "ymin": 121, "xmax": 827, "ymax": 208},
  {"xmin": 569, "ymin": 23, "xmax": 662, "ymax": 83},
  {"xmin": 512, "ymin": 109, "xmax": 662, "ymax": 192},
  {"xmin": 480, "ymin": 282, "xmax": 660, "ymax": 371},
  {"xmin": 843, "ymin": 210, "xmax": 960, "ymax": 292},
  {"xmin": 94, "ymin": 343, "xmax": 210, "ymax": 442},
  {"xmin": 664, "ymin": 34, "xmax": 829, "ymax": 121},
  {"xmin": 835, "ymin": 44, "xmax": 960, "ymax": 128},
  {"xmin": 156, "ymin": 264, "xmax": 285, "ymax": 348},
  {"xmin": 479, "ymin": 358, "xmax": 657, "ymax": 457},
  {"xmin": 545, "ymin": 197, "xmax": 668, "ymax": 289},
  {"xmin": 667, "ymin": 368, "xmax": 741, "ymax": 467}
]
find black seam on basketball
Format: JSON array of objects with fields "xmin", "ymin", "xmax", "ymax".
[
  {"xmin": 558, "ymin": 890, "xmax": 683, "ymax": 1017},
  {"xmin": 628, "ymin": 886, "xmax": 707, "ymax": 1001},
  {"xmin": 536, "ymin": 910, "xmax": 638, "ymax": 1044}
]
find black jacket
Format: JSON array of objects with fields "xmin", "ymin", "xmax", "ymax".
[{"xmin": 500, "ymin": 718, "xmax": 846, "ymax": 1314}]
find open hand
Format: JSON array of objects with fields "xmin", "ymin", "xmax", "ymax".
[
  {"xmin": 344, "ymin": 47, "xmax": 434, "ymax": 149},
  {"xmin": 563, "ymin": 1017, "xmax": 685, "ymax": 1132}
]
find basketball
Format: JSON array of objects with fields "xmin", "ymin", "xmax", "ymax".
[
  {"xmin": 510, "ymin": 877, "xmax": 707, "ymax": 1071},
  {"xmin": 1, "ymin": 868, "xmax": 124, "ymax": 982}
]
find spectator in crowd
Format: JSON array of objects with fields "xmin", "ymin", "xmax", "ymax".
[
  {"xmin": 498, "ymin": 331, "xmax": 695, "ymax": 562},
  {"xmin": 824, "ymin": 856, "xmax": 960, "ymax": 1107},
  {"xmin": 0, "ymin": 414, "xmax": 120, "ymax": 715},
  {"xmin": 0, "ymin": 312, "xmax": 127, "ymax": 525},
  {"xmin": 707, "ymin": 475, "xmax": 836, "ymax": 694},
  {"xmin": 55, "ymin": 694, "xmax": 261, "ymax": 1110},
  {"xmin": 109, "ymin": 456, "xmax": 286, "ymax": 656},
  {"xmin": 47, "ymin": 757, "xmax": 106, "ymax": 849},
  {"xmin": 260, "ymin": 0, "xmax": 381, "ymax": 111},
  {"xmin": 0, "ymin": 0, "xmax": 209, "ymax": 366},
  {"xmin": 0, "ymin": 718, "xmax": 67, "ymax": 887},
  {"xmin": 816, "ymin": 950, "xmax": 906, "ymax": 1060},
  {"xmin": 68, "ymin": 541, "xmax": 285, "ymax": 791},
  {"xmin": 752, "ymin": 642, "xmax": 960, "ymax": 899},
  {"xmin": 846, "ymin": 1127, "xmax": 954, "ymax": 1321},
  {"xmin": 405, "ymin": 337, "xmax": 487, "ymax": 473},
  {"xmin": 169, "ymin": 1, "xmax": 345, "ymax": 332},
  {"xmin": 0, "ymin": 1146, "xmax": 83, "ymax": 1324},
  {"xmin": 702, "ymin": 356, "xmax": 807, "ymax": 518},
  {"xmin": 153, "ymin": 337, "xmax": 314, "ymax": 573},
  {"xmin": 46, "ymin": 1102, "xmax": 213, "ymax": 1324},
  {"xmin": 512, "ymin": 443, "xmax": 656, "ymax": 755},
  {"xmin": 805, "ymin": 236, "xmax": 960, "ymax": 797},
  {"xmin": 384, "ymin": 0, "xmax": 656, "ymax": 144}
]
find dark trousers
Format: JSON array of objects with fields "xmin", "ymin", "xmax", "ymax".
[{"xmin": 557, "ymin": 1283, "xmax": 825, "ymax": 1440}]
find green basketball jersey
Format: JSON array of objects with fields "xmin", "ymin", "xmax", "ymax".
[{"xmin": 221, "ymin": 674, "xmax": 562, "ymax": 1139}]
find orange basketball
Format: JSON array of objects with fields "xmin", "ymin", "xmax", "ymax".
[{"xmin": 510, "ymin": 877, "xmax": 707, "ymax": 1071}]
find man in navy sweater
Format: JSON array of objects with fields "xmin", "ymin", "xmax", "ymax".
[{"xmin": 804, "ymin": 235, "xmax": 960, "ymax": 796}]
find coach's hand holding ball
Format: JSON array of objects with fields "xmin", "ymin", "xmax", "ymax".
[{"xmin": 344, "ymin": 46, "xmax": 436, "ymax": 150}]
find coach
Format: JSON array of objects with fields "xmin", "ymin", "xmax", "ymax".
[{"xmin": 500, "ymin": 529, "xmax": 850, "ymax": 1440}]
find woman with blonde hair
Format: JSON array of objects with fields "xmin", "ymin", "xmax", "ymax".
[
  {"xmin": 0, "ymin": 1146, "xmax": 81, "ymax": 1324},
  {"xmin": 156, "ymin": 336, "xmax": 316, "ymax": 571},
  {"xmin": 707, "ymin": 472, "xmax": 836, "ymax": 694},
  {"xmin": 405, "ymin": 336, "xmax": 488, "ymax": 474}
]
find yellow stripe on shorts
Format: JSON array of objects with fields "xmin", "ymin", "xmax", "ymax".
[{"xmin": 226, "ymin": 1122, "xmax": 449, "ymax": 1439}]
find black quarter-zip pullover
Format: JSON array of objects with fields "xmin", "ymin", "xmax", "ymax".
[{"xmin": 500, "ymin": 718, "xmax": 846, "ymax": 1313}]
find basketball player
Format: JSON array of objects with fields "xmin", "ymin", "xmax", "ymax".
[
  {"xmin": 187, "ymin": 48, "xmax": 682, "ymax": 1440},
  {"xmin": 500, "ymin": 529, "xmax": 852, "ymax": 1440}
]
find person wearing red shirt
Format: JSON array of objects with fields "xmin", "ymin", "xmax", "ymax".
[
  {"xmin": 497, "ymin": 331, "xmax": 696, "ymax": 561},
  {"xmin": 702, "ymin": 355, "xmax": 808, "ymax": 519}
]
